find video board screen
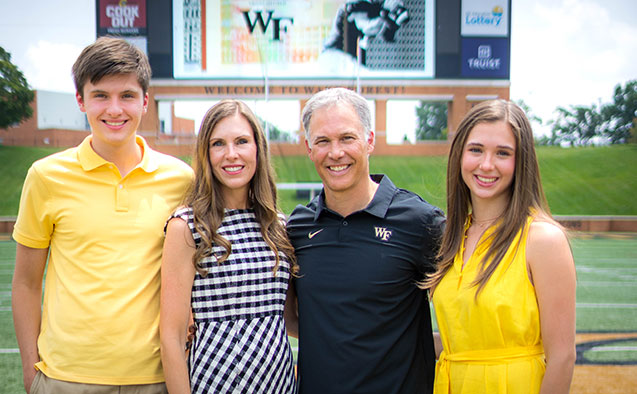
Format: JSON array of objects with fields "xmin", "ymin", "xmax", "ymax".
[{"xmin": 172, "ymin": 0, "xmax": 435, "ymax": 79}]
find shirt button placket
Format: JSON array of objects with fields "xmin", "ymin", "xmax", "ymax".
[
  {"xmin": 116, "ymin": 182, "xmax": 129, "ymax": 212},
  {"xmin": 338, "ymin": 220, "xmax": 348, "ymax": 241}
]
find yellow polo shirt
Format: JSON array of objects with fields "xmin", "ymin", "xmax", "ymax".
[{"xmin": 13, "ymin": 135, "xmax": 193, "ymax": 385}]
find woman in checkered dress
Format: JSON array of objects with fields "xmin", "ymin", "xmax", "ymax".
[{"xmin": 160, "ymin": 100, "xmax": 297, "ymax": 394}]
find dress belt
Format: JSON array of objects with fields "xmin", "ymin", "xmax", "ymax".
[{"xmin": 434, "ymin": 345, "xmax": 544, "ymax": 393}]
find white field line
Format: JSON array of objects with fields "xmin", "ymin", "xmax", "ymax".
[
  {"xmin": 577, "ymin": 260, "xmax": 637, "ymax": 265},
  {"xmin": 577, "ymin": 303, "xmax": 637, "ymax": 308},
  {"xmin": 578, "ymin": 281, "xmax": 637, "ymax": 287},
  {"xmin": 589, "ymin": 346, "xmax": 637, "ymax": 352},
  {"xmin": 576, "ymin": 269, "xmax": 637, "ymax": 281},
  {"xmin": 577, "ymin": 267, "xmax": 637, "ymax": 273}
]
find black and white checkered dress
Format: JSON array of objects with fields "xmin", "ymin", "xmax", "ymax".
[{"xmin": 170, "ymin": 207, "xmax": 296, "ymax": 394}]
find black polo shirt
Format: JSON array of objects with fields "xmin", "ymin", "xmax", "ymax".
[{"xmin": 287, "ymin": 175, "xmax": 445, "ymax": 394}]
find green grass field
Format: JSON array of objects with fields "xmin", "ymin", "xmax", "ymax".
[
  {"xmin": 1, "ymin": 144, "xmax": 636, "ymax": 216},
  {"xmin": 1, "ymin": 235, "xmax": 636, "ymax": 392},
  {"xmin": 0, "ymin": 146, "xmax": 64, "ymax": 216}
]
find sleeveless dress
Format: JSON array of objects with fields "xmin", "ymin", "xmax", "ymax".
[
  {"xmin": 170, "ymin": 207, "xmax": 296, "ymax": 394},
  {"xmin": 431, "ymin": 216, "xmax": 545, "ymax": 393}
]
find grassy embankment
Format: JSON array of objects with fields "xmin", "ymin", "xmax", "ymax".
[{"xmin": 0, "ymin": 144, "xmax": 635, "ymax": 216}]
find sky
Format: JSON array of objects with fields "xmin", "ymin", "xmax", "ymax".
[{"xmin": 1, "ymin": 0, "xmax": 635, "ymax": 139}]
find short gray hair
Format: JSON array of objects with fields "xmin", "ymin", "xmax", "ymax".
[{"xmin": 302, "ymin": 88, "xmax": 372, "ymax": 145}]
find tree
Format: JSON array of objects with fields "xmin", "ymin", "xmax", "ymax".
[
  {"xmin": 514, "ymin": 99, "xmax": 543, "ymax": 126},
  {"xmin": 261, "ymin": 118, "xmax": 295, "ymax": 142},
  {"xmin": 0, "ymin": 47, "xmax": 34, "ymax": 129},
  {"xmin": 513, "ymin": 99, "xmax": 552, "ymax": 145},
  {"xmin": 545, "ymin": 80, "xmax": 636, "ymax": 146},
  {"xmin": 550, "ymin": 104, "xmax": 604, "ymax": 146},
  {"xmin": 415, "ymin": 101, "xmax": 447, "ymax": 140},
  {"xmin": 600, "ymin": 80, "xmax": 637, "ymax": 144},
  {"xmin": 534, "ymin": 131, "xmax": 560, "ymax": 146}
]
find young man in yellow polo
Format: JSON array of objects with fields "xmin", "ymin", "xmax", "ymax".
[{"xmin": 11, "ymin": 37, "xmax": 193, "ymax": 394}]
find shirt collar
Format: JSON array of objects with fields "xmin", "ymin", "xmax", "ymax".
[
  {"xmin": 313, "ymin": 174, "xmax": 395, "ymax": 221},
  {"xmin": 78, "ymin": 135, "xmax": 158, "ymax": 173},
  {"xmin": 364, "ymin": 174, "xmax": 395, "ymax": 218}
]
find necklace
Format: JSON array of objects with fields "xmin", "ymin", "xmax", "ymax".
[
  {"xmin": 470, "ymin": 213, "xmax": 501, "ymax": 228},
  {"xmin": 462, "ymin": 215, "xmax": 497, "ymax": 269}
]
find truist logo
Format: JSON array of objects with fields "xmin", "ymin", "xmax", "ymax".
[
  {"xmin": 374, "ymin": 227, "xmax": 392, "ymax": 242},
  {"xmin": 468, "ymin": 45, "xmax": 501, "ymax": 70},
  {"xmin": 106, "ymin": 0, "xmax": 139, "ymax": 28},
  {"xmin": 242, "ymin": 10, "xmax": 294, "ymax": 41}
]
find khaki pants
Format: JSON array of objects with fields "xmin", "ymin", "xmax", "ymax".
[{"xmin": 30, "ymin": 372, "xmax": 169, "ymax": 394}]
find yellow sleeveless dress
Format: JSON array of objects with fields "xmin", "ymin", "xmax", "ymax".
[{"xmin": 432, "ymin": 216, "xmax": 545, "ymax": 393}]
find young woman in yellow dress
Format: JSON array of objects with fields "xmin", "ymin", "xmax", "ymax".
[{"xmin": 424, "ymin": 100, "xmax": 576, "ymax": 393}]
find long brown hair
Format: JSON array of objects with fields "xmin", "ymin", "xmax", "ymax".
[
  {"xmin": 424, "ymin": 100, "xmax": 553, "ymax": 296},
  {"xmin": 184, "ymin": 99, "xmax": 297, "ymax": 276}
]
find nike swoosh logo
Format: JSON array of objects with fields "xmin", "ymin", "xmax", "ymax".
[{"xmin": 308, "ymin": 229, "xmax": 324, "ymax": 239}]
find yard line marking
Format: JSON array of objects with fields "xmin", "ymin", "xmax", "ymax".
[
  {"xmin": 577, "ymin": 259, "xmax": 637, "ymax": 263},
  {"xmin": 0, "ymin": 349, "xmax": 19, "ymax": 353},
  {"xmin": 577, "ymin": 303, "xmax": 637, "ymax": 308},
  {"xmin": 0, "ymin": 307, "xmax": 11, "ymax": 312},
  {"xmin": 577, "ymin": 267, "xmax": 637, "ymax": 272},
  {"xmin": 589, "ymin": 346, "xmax": 637, "ymax": 352}
]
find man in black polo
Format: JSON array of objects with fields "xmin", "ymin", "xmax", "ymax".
[{"xmin": 285, "ymin": 88, "xmax": 445, "ymax": 393}]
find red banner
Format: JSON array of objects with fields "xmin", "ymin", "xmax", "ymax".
[{"xmin": 98, "ymin": 0, "xmax": 147, "ymax": 36}]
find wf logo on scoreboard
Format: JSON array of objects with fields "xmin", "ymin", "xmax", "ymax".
[{"xmin": 242, "ymin": 10, "xmax": 294, "ymax": 41}]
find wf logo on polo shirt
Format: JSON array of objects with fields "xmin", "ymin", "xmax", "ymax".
[{"xmin": 374, "ymin": 227, "xmax": 392, "ymax": 241}]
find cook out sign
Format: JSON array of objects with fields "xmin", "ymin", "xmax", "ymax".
[
  {"xmin": 107, "ymin": 3, "xmax": 140, "ymax": 27},
  {"xmin": 99, "ymin": 0, "xmax": 147, "ymax": 35}
]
